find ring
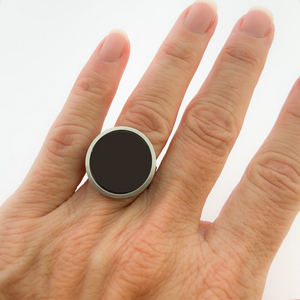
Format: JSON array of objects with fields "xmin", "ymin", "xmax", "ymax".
[{"xmin": 85, "ymin": 126, "xmax": 156, "ymax": 199}]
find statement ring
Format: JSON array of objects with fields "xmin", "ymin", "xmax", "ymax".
[{"xmin": 85, "ymin": 126, "xmax": 156, "ymax": 199}]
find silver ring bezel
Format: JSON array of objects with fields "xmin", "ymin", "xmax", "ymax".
[{"xmin": 85, "ymin": 126, "xmax": 156, "ymax": 199}]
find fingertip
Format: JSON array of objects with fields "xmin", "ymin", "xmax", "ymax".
[
  {"xmin": 194, "ymin": 0, "xmax": 218, "ymax": 14},
  {"xmin": 248, "ymin": 6, "xmax": 273, "ymax": 24},
  {"xmin": 99, "ymin": 29, "xmax": 130, "ymax": 62},
  {"xmin": 109, "ymin": 28, "xmax": 129, "ymax": 42}
]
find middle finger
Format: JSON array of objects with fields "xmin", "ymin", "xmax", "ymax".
[{"xmin": 115, "ymin": 0, "xmax": 218, "ymax": 156}]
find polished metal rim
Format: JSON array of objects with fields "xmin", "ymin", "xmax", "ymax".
[{"xmin": 85, "ymin": 126, "xmax": 156, "ymax": 199}]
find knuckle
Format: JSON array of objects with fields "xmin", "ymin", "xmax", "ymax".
[
  {"xmin": 45, "ymin": 124, "xmax": 88, "ymax": 161},
  {"xmin": 199, "ymin": 47, "xmax": 260, "ymax": 109},
  {"xmin": 200, "ymin": 84, "xmax": 245, "ymax": 115},
  {"xmin": 247, "ymin": 151, "xmax": 300, "ymax": 208},
  {"xmin": 117, "ymin": 97, "xmax": 171, "ymax": 148},
  {"xmin": 285, "ymin": 106, "xmax": 300, "ymax": 121},
  {"xmin": 182, "ymin": 102, "xmax": 238, "ymax": 157},
  {"xmin": 221, "ymin": 44, "xmax": 261, "ymax": 74},
  {"xmin": 158, "ymin": 39, "xmax": 197, "ymax": 68},
  {"xmin": 72, "ymin": 69, "xmax": 113, "ymax": 100}
]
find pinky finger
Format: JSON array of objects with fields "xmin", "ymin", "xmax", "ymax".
[{"xmin": 211, "ymin": 77, "xmax": 300, "ymax": 276}]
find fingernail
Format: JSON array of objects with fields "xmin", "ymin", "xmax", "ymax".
[
  {"xmin": 99, "ymin": 29, "xmax": 128, "ymax": 62},
  {"xmin": 240, "ymin": 6, "xmax": 273, "ymax": 38},
  {"xmin": 184, "ymin": 0, "xmax": 217, "ymax": 34}
]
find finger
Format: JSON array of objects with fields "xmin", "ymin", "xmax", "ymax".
[
  {"xmin": 12, "ymin": 29, "xmax": 130, "ymax": 215},
  {"xmin": 154, "ymin": 7, "xmax": 275, "ymax": 221},
  {"xmin": 114, "ymin": 0, "xmax": 218, "ymax": 157},
  {"xmin": 211, "ymin": 77, "xmax": 300, "ymax": 273}
]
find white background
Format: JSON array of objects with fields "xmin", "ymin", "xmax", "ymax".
[{"xmin": 0, "ymin": 0, "xmax": 300, "ymax": 298}]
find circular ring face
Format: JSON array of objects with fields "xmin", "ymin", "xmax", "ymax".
[{"xmin": 85, "ymin": 126, "xmax": 156, "ymax": 199}]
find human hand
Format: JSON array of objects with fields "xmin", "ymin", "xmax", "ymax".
[{"xmin": 1, "ymin": 1, "xmax": 298, "ymax": 299}]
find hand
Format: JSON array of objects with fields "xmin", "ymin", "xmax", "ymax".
[{"xmin": 1, "ymin": 1, "xmax": 298, "ymax": 299}]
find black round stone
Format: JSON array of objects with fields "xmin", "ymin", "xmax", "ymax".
[{"xmin": 90, "ymin": 130, "xmax": 152, "ymax": 194}]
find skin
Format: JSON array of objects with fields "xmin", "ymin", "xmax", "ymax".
[{"xmin": 1, "ymin": 4, "xmax": 300, "ymax": 300}]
